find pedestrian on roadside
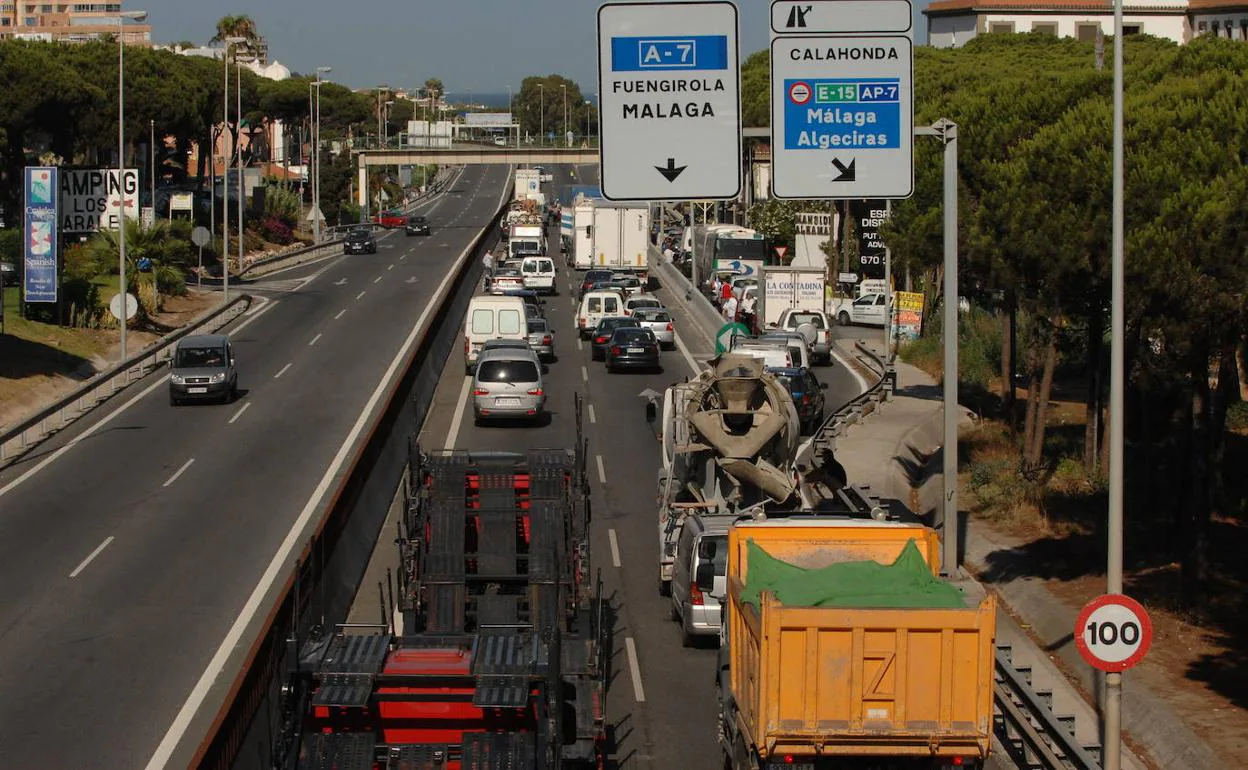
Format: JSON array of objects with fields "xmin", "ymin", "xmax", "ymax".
[
  {"xmin": 722, "ymin": 294, "xmax": 739, "ymax": 323},
  {"xmin": 710, "ymin": 275, "xmax": 723, "ymax": 305},
  {"xmin": 740, "ymin": 293, "xmax": 757, "ymax": 332},
  {"xmin": 720, "ymin": 279, "xmax": 734, "ymax": 305}
]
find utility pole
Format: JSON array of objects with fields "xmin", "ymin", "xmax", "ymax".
[
  {"xmin": 313, "ymin": 66, "xmax": 330, "ymax": 244},
  {"xmin": 538, "ymin": 83, "xmax": 545, "ymax": 146},
  {"xmin": 149, "ymin": 118, "xmax": 156, "ymax": 223},
  {"xmin": 236, "ymin": 56, "xmax": 243, "ymax": 285},
  {"xmin": 221, "ymin": 35, "xmax": 245, "ymax": 303}
]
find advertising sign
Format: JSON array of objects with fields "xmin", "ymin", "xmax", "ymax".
[
  {"xmin": 59, "ymin": 168, "xmax": 139, "ymax": 234},
  {"xmin": 895, "ymin": 290, "xmax": 924, "ymax": 341},
  {"xmin": 463, "ymin": 112, "xmax": 515, "ymax": 127},
  {"xmin": 853, "ymin": 198, "xmax": 888, "ymax": 278},
  {"xmin": 23, "ymin": 166, "xmax": 58, "ymax": 303}
]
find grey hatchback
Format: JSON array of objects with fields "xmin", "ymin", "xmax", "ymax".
[{"xmin": 169, "ymin": 334, "xmax": 237, "ymax": 405}]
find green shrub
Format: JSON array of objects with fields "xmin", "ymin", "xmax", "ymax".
[{"xmin": 970, "ymin": 457, "xmax": 1008, "ymax": 489}]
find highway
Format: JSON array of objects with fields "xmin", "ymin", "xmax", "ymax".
[
  {"xmin": 413, "ymin": 164, "xmax": 869, "ymax": 769},
  {"xmin": 0, "ymin": 164, "xmax": 511, "ymax": 768}
]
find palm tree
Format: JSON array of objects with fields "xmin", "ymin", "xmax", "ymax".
[{"xmin": 210, "ymin": 15, "xmax": 260, "ymax": 57}]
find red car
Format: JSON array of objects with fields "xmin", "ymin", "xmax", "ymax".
[{"xmin": 374, "ymin": 210, "xmax": 406, "ymax": 228}]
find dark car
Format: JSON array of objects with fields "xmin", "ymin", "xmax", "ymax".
[
  {"xmin": 580, "ymin": 269, "xmax": 614, "ymax": 298},
  {"xmin": 590, "ymin": 316, "xmax": 641, "ymax": 361},
  {"xmin": 0, "ymin": 260, "xmax": 16, "ymax": 287},
  {"xmin": 605, "ymin": 327, "xmax": 661, "ymax": 373},
  {"xmin": 405, "ymin": 215, "xmax": 431, "ymax": 236},
  {"xmin": 770, "ymin": 366, "xmax": 828, "ymax": 435},
  {"xmin": 343, "ymin": 227, "xmax": 377, "ymax": 254}
]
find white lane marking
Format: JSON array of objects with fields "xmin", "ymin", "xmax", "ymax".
[
  {"xmin": 625, "ymin": 637, "xmax": 646, "ymax": 702},
  {"xmin": 400, "ymin": 254, "xmax": 407, "ymax": 260},
  {"xmin": 832, "ymin": 343, "xmax": 871, "ymax": 395},
  {"xmin": 576, "ymin": 337, "xmax": 583, "ymax": 351},
  {"xmin": 143, "ymin": 168, "xmax": 513, "ymax": 770},
  {"xmin": 608, "ymin": 528, "xmax": 621, "ymax": 568},
  {"xmin": 356, "ymin": 290, "xmax": 367, "ymax": 300},
  {"xmin": 227, "ymin": 402, "xmax": 251, "ymax": 425},
  {"xmin": 242, "ymin": 295, "xmax": 270, "ymax": 316},
  {"xmin": 308, "ymin": 333, "xmax": 322, "ymax": 347},
  {"xmin": 274, "ymin": 363, "xmax": 292, "ymax": 379},
  {"xmin": 69, "ymin": 536, "xmax": 115, "ymax": 578},
  {"xmin": 596, "ymin": 454, "xmax": 607, "ymax": 485},
  {"xmin": 581, "ymin": 366, "xmax": 589, "ymax": 382},
  {"xmin": 0, "ymin": 374, "xmax": 166, "ymax": 499},
  {"xmin": 232, "ymin": 298, "xmax": 279, "ymax": 335},
  {"xmin": 373, "ymin": 275, "xmax": 383, "ymax": 284},
  {"xmin": 447, "ymin": 377, "xmax": 473, "ymax": 446},
  {"xmin": 673, "ymin": 331, "xmax": 701, "ymax": 376},
  {"xmin": 162, "ymin": 458, "xmax": 195, "ymax": 488},
  {"xmin": 588, "ymin": 404, "xmax": 596, "ymax": 424},
  {"xmin": 334, "ymin": 309, "xmax": 347, "ymax": 320},
  {"xmin": 387, "ymin": 264, "xmax": 394, "ymax": 271}
]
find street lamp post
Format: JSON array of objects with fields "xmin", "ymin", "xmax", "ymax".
[
  {"xmin": 585, "ymin": 100, "xmax": 592, "ymax": 145},
  {"xmin": 116, "ymin": 9, "xmax": 148, "ymax": 363},
  {"xmin": 561, "ymin": 84, "xmax": 567, "ymax": 147},
  {"xmin": 149, "ymin": 118, "xmax": 156, "ymax": 224},
  {"xmin": 313, "ymin": 66, "xmax": 331, "ymax": 245},
  {"xmin": 538, "ymin": 83, "xmax": 544, "ymax": 146},
  {"xmin": 236, "ymin": 55, "xmax": 243, "ymax": 293},
  {"xmin": 221, "ymin": 36, "xmax": 245, "ymax": 303}
]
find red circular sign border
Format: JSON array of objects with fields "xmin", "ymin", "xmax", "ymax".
[
  {"xmin": 1074, "ymin": 593, "xmax": 1153, "ymax": 673},
  {"xmin": 789, "ymin": 81, "xmax": 812, "ymax": 105}
]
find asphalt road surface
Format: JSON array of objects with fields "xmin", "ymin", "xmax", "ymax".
[
  {"xmin": 0, "ymin": 164, "xmax": 510, "ymax": 768},
  {"xmin": 413, "ymin": 164, "xmax": 924, "ymax": 770}
]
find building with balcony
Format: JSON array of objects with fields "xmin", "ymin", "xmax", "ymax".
[
  {"xmin": 923, "ymin": 0, "xmax": 1248, "ymax": 47},
  {"xmin": 0, "ymin": 2, "xmax": 151, "ymax": 44}
]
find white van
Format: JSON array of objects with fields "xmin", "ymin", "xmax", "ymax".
[
  {"xmin": 669, "ymin": 514, "xmax": 732, "ymax": 647},
  {"xmin": 576, "ymin": 289, "xmax": 625, "ymax": 339},
  {"xmin": 520, "ymin": 255, "xmax": 557, "ymax": 295},
  {"xmin": 464, "ymin": 295, "xmax": 527, "ymax": 375}
]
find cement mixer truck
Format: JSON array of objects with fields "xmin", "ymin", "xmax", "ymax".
[{"xmin": 653, "ymin": 354, "xmax": 802, "ymax": 592}]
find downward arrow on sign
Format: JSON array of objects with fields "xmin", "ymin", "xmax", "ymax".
[
  {"xmin": 654, "ymin": 158, "xmax": 687, "ymax": 182},
  {"xmin": 831, "ymin": 158, "xmax": 856, "ymax": 182}
]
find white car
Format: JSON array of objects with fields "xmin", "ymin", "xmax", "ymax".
[{"xmin": 631, "ymin": 307, "xmax": 675, "ymax": 350}]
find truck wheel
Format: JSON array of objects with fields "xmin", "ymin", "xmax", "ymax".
[
  {"xmin": 838, "ymin": 311, "xmax": 851, "ymax": 326},
  {"xmin": 659, "ymin": 579, "xmax": 671, "ymax": 597}
]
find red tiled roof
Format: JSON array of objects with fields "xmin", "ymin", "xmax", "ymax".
[{"xmin": 1188, "ymin": 0, "xmax": 1248, "ymax": 9}]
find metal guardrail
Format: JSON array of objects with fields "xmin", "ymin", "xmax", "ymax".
[
  {"xmin": 0, "ymin": 294, "xmax": 252, "ymax": 467},
  {"xmin": 996, "ymin": 645, "xmax": 1104, "ymax": 770}
]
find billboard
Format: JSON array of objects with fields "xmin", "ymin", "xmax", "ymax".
[
  {"xmin": 59, "ymin": 168, "xmax": 139, "ymax": 234},
  {"xmin": 23, "ymin": 166, "xmax": 59, "ymax": 303},
  {"xmin": 895, "ymin": 290, "xmax": 925, "ymax": 341},
  {"xmin": 463, "ymin": 112, "xmax": 513, "ymax": 127},
  {"xmin": 852, "ymin": 199, "xmax": 888, "ymax": 280}
]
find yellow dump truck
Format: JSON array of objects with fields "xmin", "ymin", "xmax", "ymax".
[{"xmin": 715, "ymin": 518, "xmax": 996, "ymax": 769}]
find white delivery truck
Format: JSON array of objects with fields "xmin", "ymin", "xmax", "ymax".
[
  {"xmin": 758, "ymin": 265, "xmax": 826, "ymax": 329},
  {"xmin": 507, "ymin": 216, "xmax": 546, "ymax": 260},
  {"xmin": 514, "ymin": 169, "xmax": 541, "ymax": 201},
  {"xmin": 590, "ymin": 200, "xmax": 650, "ymax": 284},
  {"xmin": 572, "ymin": 198, "xmax": 595, "ymax": 271}
]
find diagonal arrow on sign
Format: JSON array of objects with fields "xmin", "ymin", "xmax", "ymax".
[
  {"xmin": 654, "ymin": 158, "xmax": 687, "ymax": 183},
  {"xmin": 831, "ymin": 157, "xmax": 856, "ymax": 182}
]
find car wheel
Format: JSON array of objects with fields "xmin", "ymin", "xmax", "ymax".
[
  {"xmin": 659, "ymin": 579, "xmax": 671, "ymax": 597},
  {"xmin": 669, "ymin": 598, "xmax": 680, "ymax": 621},
  {"xmin": 465, "ymin": 364, "xmax": 474, "ymax": 376},
  {"xmin": 169, "ymin": 393, "xmax": 180, "ymax": 407},
  {"xmin": 838, "ymin": 312, "xmax": 851, "ymax": 326},
  {"xmin": 681, "ymin": 618, "xmax": 696, "ymax": 648}
]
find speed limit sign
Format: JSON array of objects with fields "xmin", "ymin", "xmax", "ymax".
[{"xmin": 1075, "ymin": 594, "xmax": 1153, "ymax": 673}]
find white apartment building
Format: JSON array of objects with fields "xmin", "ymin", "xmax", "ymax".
[
  {"xmin": 0, "ymin": 1, "xmax": 151, "ymax": 43},
  {"xmin": 924, "ymin": 0, "xmax": 1248, "ymax": 47}
]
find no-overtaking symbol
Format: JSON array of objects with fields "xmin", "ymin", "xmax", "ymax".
[{"xmin": 789, "ymin": 81, "xmax": 812, "ymax": 104}]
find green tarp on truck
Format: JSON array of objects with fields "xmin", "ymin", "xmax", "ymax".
[{"xmin": 741, "ymin": 538, "xmax": 966, "ymax": 609}]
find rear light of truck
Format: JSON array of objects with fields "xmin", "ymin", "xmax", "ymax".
[
  {"xmin": 690, "ymin": 579, "xmax": 705, "ymax": 606},
  {"xmin": 542, "ymin": 335, "xmax": 552, "ymax": 345},
  {"xmin": 527, "ymin": 388, "xmax": 544, "ymax": 396},
  {"xmin": 473, "ymin": 388, "xmax": 490, "ymax": 396},
  {"xmin": 666, "ymin": 322, "xmax": 674, "ymax": 331}
]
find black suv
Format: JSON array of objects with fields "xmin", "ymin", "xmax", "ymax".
[
  {"xmin": 343, "ymin": 227, "xmax": 377, "ymax": 254},
  {"xmin": 405, "ymin": 215, "xmax": 431, "ymax": 236}
]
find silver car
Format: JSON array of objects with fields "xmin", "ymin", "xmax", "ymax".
[
  {"xmin": 169, "ymin": 333, "xmax": 238, "ymax": 405},
  {"xmin": 631, "ymin": 308, "xmax": 675, "ymax": 350},
  {"xmin": 526, "ymin": 317, "xmax": 555, "ymax": 362},
  {"xmin": 471, "ymin": 348, "xmax": 546, "ymax": 424}
]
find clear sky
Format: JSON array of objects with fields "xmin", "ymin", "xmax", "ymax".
[{"xmin": 149, "ymin": 1, "xmax": 928, "ymax": 93}]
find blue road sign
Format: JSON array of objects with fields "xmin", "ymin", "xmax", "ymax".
[
  {"xmin": 783, "ymin": 78, "xmax": 901, "ymax": 151},
  {"xmin": 610, "ymin": 35, "xmax": 729, "ymax": 71}
]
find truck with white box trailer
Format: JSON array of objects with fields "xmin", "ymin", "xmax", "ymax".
[{"xmin": 590, "ymin": 201, "xmax": 650, "ymax": 283}]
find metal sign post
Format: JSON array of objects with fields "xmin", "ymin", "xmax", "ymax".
[{"xmin": 597, "ymin": 1, "xmax": 742, "ymax": 201}]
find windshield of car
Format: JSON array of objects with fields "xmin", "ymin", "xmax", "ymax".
[
  {"xmin": 175, "ymin": 345, "xmax": 225, "ymax": 368},
  {"xmin": 585, "ymin": 270, "xmax": 612, "ymax": 283},
  {"xmin": 612, "ymin": 328, "xmax": 653, "ymax": 344},
  {"xmin": 598, "ymin": 318, "xmax": 639, "ymax": 333},
  {"xmin": 628, "ymin": 298, "xmax": 660, "ymax": 310},
  {"xmin": 527, "ymin": 318, "xmax": 547, "ymax": 333},
  {"xmin": 409, "ymin": 216, "xmax": 426, "ymax": 224},
  {"xmin": 789, "ymin": 313, "xmax": 826, "ymax": 328},
  {"xmin": 634, "ymin": 310, "xmax": 671, "ymax": 323},
  {"xmin": 476, "ymin": 359, "xmax": 539, "ymax": 383}
]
